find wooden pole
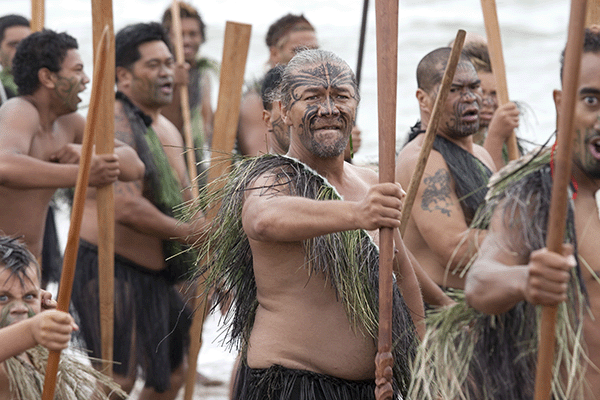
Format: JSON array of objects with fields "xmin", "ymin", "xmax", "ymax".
[
  {"xmin": 356, "ymin": 0, "xmax": 370, "ymax": 87},
  {"xmin": 91, "ymin": 0, "xmax": 115, "ymax": 377},
  {"xmin": 31, "ymin": 0, "xmax": 44, "ymax": 32},
  {"xmin": 92, "ymin": 0, "xmax": 115, "ymax": 377},
  {"xmin": 399, "ymin": 30, "xmax": 466, "ymax": 237},
  {"xmin": 534, "ymin": 1, "xmax": 587, "ymax": 399},
  {"xmin": 586, "ymin": 0, "xmax": 600, "ymax": 25},
  {"xmin": 182, "ymin": 21, "xmax": 252, "ymax": 400},
  {"xmin": 41, "ymin": 26, "xmax": 111, "ymax": 400},
  {"xmin": 480, "ymin": 0, "xmax": 520, "ymax": 161},
  {"xmin": 374, "ymin": 0, "xmax": 398, "ymax": 398}
]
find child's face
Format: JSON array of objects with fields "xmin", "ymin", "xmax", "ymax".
[{"xmin": 0, "ymin": 264, "xmax": 41, "ymax": 328}]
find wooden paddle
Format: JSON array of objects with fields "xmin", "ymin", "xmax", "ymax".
[
  {"xmin": 31, "ymin": 0, "xmax": 44, "ymax": 32},
  {"xmin": 41, "ymin": 26, "xmax": 111, "ymax": 400},
  {"xmin": 374, "ymin": 0, "xmax": 398, "ymax": 398},
  {"xmin": 534, "ymin": 2, "xmax": 587, "ymax": 399},
  {"xmin": 586, "ymin": 0, "xmax": 600, "ymax": 25},
  {"xmin": 91, "ymin": 0, "xmax": 115, "ymax": 377},
  {"xmin": 480, "ymin": 0, "xmax": 520, "ymax": 161},
  {"xmin": 399, "ymin": 30, "xmax": 466, "ymax": 237},
  {"xmin": 182, "ymin": 21, "xmax": 251, "ymax": 400}
]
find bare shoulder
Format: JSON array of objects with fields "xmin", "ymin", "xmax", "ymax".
[
  {"xmin": 395, "ymin": 136, "xmax": 425, "ymax": 183},
  {"xmin": 473, "ymin": 143, "xmax": 496, "ymax": 172},
  {"xmin": 0, "ymin": 98, "xmax": 39, "ymax": 133},
  {"xmin": 155, "ymin": 114, "xmax": 184, "ymax": 147}
]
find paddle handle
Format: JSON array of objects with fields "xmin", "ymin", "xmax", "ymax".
[
  {"xmin": 41, "ymin": 26, "xmax": 111, "ymax": 400},
  {"xmin": 534, "ymin": 1, "xmax": 587, "ymax": 399},
  {"xmin": 31, "ymin": 0, "xmax": 44, "ymax": 32},
  {"xmin": 480, "ymin": 0, "xmax": 519, "ymax": 160}
]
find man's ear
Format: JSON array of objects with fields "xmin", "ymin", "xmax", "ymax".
[
  {"xmin": 262, "ymin": 109, "xmax": 271, "ymax": 125},
  {"xmin": 553, "ymin": 89, "xmax": 562, "ymax": 115},
  {"xmin": 116, "ymin": 66, "xmax": 132, "ymax": 88},
  {"xmin": 280, "ymin": 102, "xmax": 293, "ymax": 126},
  {"xmin": 38, "ymin": 67, "xmax": 55, "ymax": 89},
  {"xmin": 416, "ymin": 88, "xmax": 432, "ymax": 114}
]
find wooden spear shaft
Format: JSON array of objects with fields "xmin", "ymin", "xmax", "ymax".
[
  {"xmin": 534, "ymin": 1, "xmax": 587, "ymax": 399},
  {"xmin": 91, "ymin": 0, "xmax": 115, "ymax": 377},
  {"xmin": 586, "ymin": 0, "xmax": 600, "ymax": 25},
  {"xmin": 399, "ymin": 30, "xmax": 466, "ymax": 237},
  {"xmin": 41, "ymin": 26, "xmax": 111, "ymax": 400},
  {"xmin": 480, "ymin": 0, "xmax": 520, "ymax": 161},
  {"xmin": 374, "ymin": 0, "xmax": 398, "ymax": 398},
  {"xmin": 31, "ymin": 0, "xmax": 44, "ymax": 32},
  {"xmin": 182, "ymin": 21, "xmax": 251, "ymax": 400},
  {"xmin": 355, "ymin": 0, "xmax": 370, "ymax": 88}
]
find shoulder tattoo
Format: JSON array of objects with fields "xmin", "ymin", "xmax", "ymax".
[{"xmin": 421, "ymin": 169, "xmax": 453, "ymax": 217}]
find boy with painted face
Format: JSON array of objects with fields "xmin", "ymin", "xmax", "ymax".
[{"xmin": 0, "ymin": 236, "xmax": 125, "ymax": 399}]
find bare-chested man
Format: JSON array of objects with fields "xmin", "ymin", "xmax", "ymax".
[
  {"xmin": 202, "ymin": 49, "xmax": 422, "ymax": 399},
  {"xmin": 464, "ymin": 26, "xmax": 600, "ymax": 399},
  {"xmin": 0, "ymin": 29, "xmax": 143, "ymax": 263},
  {"xmin": 73, "ymin": 22, "xmax": 206, "ymax": 400},
  {"xmin": 396, "ymin": 48, "xmax": 496, "ymax": 291}
]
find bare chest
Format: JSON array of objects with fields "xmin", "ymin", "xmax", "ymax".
[{"xmin": 28, "ymin": 126, "xmax": 74, "ymax": 161}]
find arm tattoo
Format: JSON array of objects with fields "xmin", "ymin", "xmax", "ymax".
[{"xmin": 421, "ymin": 169, "xmax": 453, "ymax": 217}]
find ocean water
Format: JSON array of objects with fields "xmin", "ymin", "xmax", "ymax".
[{"xmin": 2, "ymin": 0, "xmax": 572, "ymax": 164}]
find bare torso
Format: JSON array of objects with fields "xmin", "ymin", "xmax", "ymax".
[
  {"xmin": 246, "ymin": 163, "xmax": 380, "ymax": 380},
  {"xmin": 0, "ymin": 99, "xmax": 80, "ymax": 258},
  {"xmin": 574, "ymin": 190, "xmax": 600, "ymax": 399},
  {"xmin": 396, "ymin": 133, "xmax": 493, "ymax": 289}
]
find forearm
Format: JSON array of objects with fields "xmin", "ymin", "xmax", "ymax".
[
  {"xmin": 465, "ymin": 260, "xmax": 527, "ymax": 314},
  {"xmin": 0, "ymin": 153, "xmax": 78, "ymax": 188},
  {"xmin": 0, "ymin": 319, "xmax": 36, "ymax": 362},
  {"xmin": 483, "ymin": 132, "xmax": 507, "ymax": 170}
]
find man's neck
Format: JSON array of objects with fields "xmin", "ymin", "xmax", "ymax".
[
  {"xmin": 287, "ymin": 144, "xmax": 346, "ymax": 183},
  {"xmin": 120, "ymin": 90, "xmax": 162, "ymax": 122},
  {"xmin": 572, "ymin": 165, "xmax": 600, "ymax": 196}
]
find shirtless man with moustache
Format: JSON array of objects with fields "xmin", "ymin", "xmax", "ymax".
[
  {"xmin": 73, "ymin": 22, "xmax": 206, "ymax": 399},
  {"xmin": 205, "ymin": 49, "xmax": 422, "ymax": 399},
  {"xmin": 396, "ymin": 48, "xmax": 496, "ymax": 291},
  {"xmin": 0, "ymin": 29, "xmax": 143, "ymax": 262}
]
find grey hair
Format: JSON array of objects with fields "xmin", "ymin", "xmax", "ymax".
[{"xmin": 280, "ymin": 49, "xmax": 360, "ymax": 107}]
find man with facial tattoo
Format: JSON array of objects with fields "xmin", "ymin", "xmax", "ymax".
[
  {"xmin": 0, "ymin": 30, "xmax": 143, "ymax": 268},
  {"xmin": 198, "ymin": 49, "xmax": 423, "ymax": 400},
  {"xmin": 395, "ymin": 48, "xmax": 496, "ymax": 293},
  {"xmin": 72, "ymin": 22, "xmax": 207, "ymax": 399}
]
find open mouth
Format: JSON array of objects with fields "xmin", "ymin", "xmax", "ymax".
[
  {"xmin": 160, "ymin": 81, "xmax": 173, "ymax": 94},
  {"xmin": 589, "ymin": 137, "xmax": 600, "ymax": 160},
  {"xmin": 462, "ymin": 108, "xmax": 479, "ymax": 123}
]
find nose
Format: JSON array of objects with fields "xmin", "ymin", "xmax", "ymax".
[
  {"xmin": 83, "ymin": 72, "xmax": 90, "ymax": 85},
  {"xmin": 9, "ymin": 301, "xmax": 29, "ymax": 317},
  {"xmin": 318, "ymin": 96, "xmax": 340, "ymax": 116}
]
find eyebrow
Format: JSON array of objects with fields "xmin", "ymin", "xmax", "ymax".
[{"xmin": 579, "ymin": 87, "xmax": 600, "ymax": 96}]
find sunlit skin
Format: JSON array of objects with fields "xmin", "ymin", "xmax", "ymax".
[
  {"xmin": 478, "ymin": 71, "xmax": 498, "ymax": 128},
  {"xmin": 51, "ymin": 49, "xmax": 90, "ymax": 113},
  {"xmin": 0, "ymin": 265, "xmax": 40, "ymax": 328},
  {"xmin": 0, "ymin": 25, "xmax": 30, "ymax": 72},
  {"xmin": 284, "ymin": 62, "xmax": 358, "ymax": 158},
  {"xmin": 126, "ymin": 40, "xmax": 175, "ymax": 113}
]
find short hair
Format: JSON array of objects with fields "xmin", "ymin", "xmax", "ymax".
[
  {"xmin": 261, "ymin": 65, "xmax": 284, "ymax": 110},
  {"xmin": 560, "ymin": 26, "xmax": 600, "ymax": 84},
  {"xmin": 416, "ymin": 47, "xmax": 473, "ymax": 93},
  {"xmin": 280, "ymin": 49, "xmax": 359, "ymax": 108},
  {"xmin": 0, "ymin": 14, "xmax": 29, "ymax": 43},
  {"xmin": 462, "ymin": 42, "xmax": 492, "ymax": 73},
  {"xmin": 161, "ymin": 2, "xmax": 206, "ymax": 44},
  {"xmin": 115, "ymin": 22, "xmax": 173, "ymax": 77},
  {"xmin": 12, "ymin": 29, "xmax": 78, "ymax": 96},
  {"xmin": 0, "ymin": 236, "xmax": 40, "ymax": 288},
  {"xmin": 266, "ymin": 13, "xmax": 315, "ymax": 49}
]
